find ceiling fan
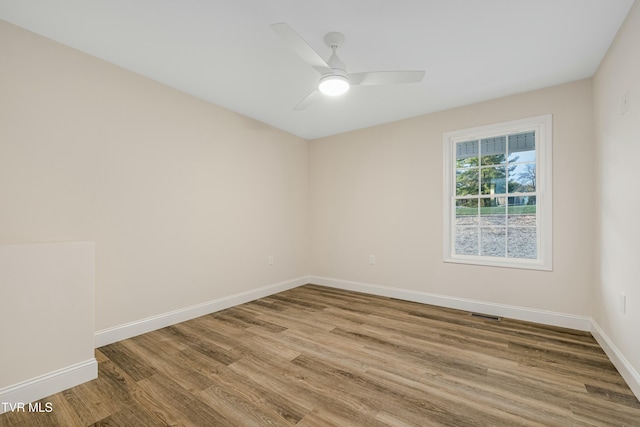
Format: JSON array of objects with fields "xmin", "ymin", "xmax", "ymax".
[{"xmin": 271, "ymin": 23, "xmax": 426, "ymax": 111}]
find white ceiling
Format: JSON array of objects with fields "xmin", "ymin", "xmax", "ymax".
[{"xmin": 0, "ymin": 0, "xmax": 635, "ymax": 139}]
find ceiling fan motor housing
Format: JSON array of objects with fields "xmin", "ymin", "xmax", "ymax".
[
  {"xmin": 324, "ymin": 32, "xmax": 348, "ymax": 76},
  {"xmin": 320, "ymin": 32, "xmax": 350, "ymax": 96}
]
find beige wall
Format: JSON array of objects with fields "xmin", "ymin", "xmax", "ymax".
[
  {"xmin": 0, "ymin": 242, "xmax": 95, "ymax": 390},
  {"xmin": 0, "ymin": 18, "xmax": 602, "ymax": 332},
  {"xmin": 310, "ymin": 79, "xmax": 595, "ymax": 316},
  {"xmin": 0, "ymin": 20, "xmax": 309, "ymax": 332},
  {"xmin": 593, "ymin": 0, "xmax": 640, "ymax": 388}
]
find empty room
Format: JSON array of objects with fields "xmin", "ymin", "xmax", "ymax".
[{"xmin": 1, "ymin": 0, "xmax": 639, "ymax": 425}]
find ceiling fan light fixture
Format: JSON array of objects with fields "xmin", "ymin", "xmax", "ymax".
[{"xmin": 318, "ymin": 74, "xmax": 350, "ymax": 96}]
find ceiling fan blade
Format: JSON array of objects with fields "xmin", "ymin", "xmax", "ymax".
[
  {"xmin": 350, "ymin": 70, "xmax": 425, "ymax": 86},
  {"xmin": 293, "ymin": 90, "xmax": 322, "ymax": 111},
  {"xmin": 271, "ymin": 23, "xmax": 332, "ymax": 75}
]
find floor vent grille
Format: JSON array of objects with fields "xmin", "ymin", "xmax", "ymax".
[{"xmin": 469, "ymin": 312, "xmax": 503, "ymax": 321}]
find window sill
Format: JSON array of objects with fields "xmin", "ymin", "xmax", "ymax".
[{"xmin": 444, "ymin": 255, "xmax": 552, "ymax": 271}]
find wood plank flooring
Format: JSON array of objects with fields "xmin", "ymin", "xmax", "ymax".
[{"xmin": 2, "ymin": 284, "xmax": 639, "ymax": 426}]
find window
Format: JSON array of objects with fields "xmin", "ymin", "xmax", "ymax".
[{"xmin": 443, "ymin": 115, "xmax": 552, "ymax": 270}]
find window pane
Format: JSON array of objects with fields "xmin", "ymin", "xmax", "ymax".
[
  {"xmin": 508, "ymin": 163, "xmax": 536, "ymax": 192},
  {"xmin": 480, "ymin": 227, "xmax": 506, "ymax": 257},
  {"xmin": 456, "ymin": 168, "xmax": 479, "ymax": 196},
  {"xmin": 456, "ymin": 140, "xmax": 478, "ymax": 168},
  {"xmin": 456, "ymin": 227, "xmax": 478, "ymax": 255},
  {"xmin": 480, "ymin": 198, "xmax": 506, "ymax": 226},
  {"xmin": 481, "ymin": 166, "xmax": 506, "ymax": 195},
  {"xmin": 507, "ymin": 227, "xmax": 537, "ymax": 259},
  {"xmin": 508, "ymin": 131, "xmax": 535, "ymax": 163},
  {"xmin": 508, "ymin": 196, "xmax": 536, "ymax": 226},
  {"xmin": 480, "ymin": 136, "xmax": 506, "ymax": 165},
  {"xmin": 456, "ymin": 199, "xmax": 478, "ymax": 225}
]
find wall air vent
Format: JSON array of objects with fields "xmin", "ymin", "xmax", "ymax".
[{"xmin": 469, "ymin": 312, "xmax": 503, "ymax": 321}]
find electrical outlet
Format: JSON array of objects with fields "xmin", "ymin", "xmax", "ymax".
[
  {"xmin": 268, "ymin": 255, "xmax": 274, "ymax": 265},
  {"xmin": 369, "ymin": 255, "xmax": 376, "ymax": 265},
  {"xmin": 622, "ymin": 90, "xmax": 630, "ymax": 114}
]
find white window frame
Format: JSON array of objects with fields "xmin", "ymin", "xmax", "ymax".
[{"xmin": 442, "ymin": 114, "xmax": 552, "ymax": 270}]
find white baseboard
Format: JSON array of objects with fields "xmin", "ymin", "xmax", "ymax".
[
  {"xmin": 0, "ymin": 359, "xmax": 97, "ymax": 415},
  {"xmin": 94, "ymin": 276, "xmax": 311, "ymax": 347},
  {"xmin": 310, "ymin": 276, "xmax": 592, "ymax": 331},
  {"xmin": 590, "ymin": 320, "xmax": 640, "ymax": 401},
  {"xmin": 10, "ymin": 275, "xmax": 636, "ymax": 415}
]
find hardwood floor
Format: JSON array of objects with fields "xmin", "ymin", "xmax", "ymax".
[{"xmin": 2, "ymin": 284, "xmax": 639, "ymax": 426}]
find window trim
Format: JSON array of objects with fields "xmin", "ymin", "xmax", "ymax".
[{"xmin": 442, "ymin": 114, "xmax": 553, "ymax": 270}]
